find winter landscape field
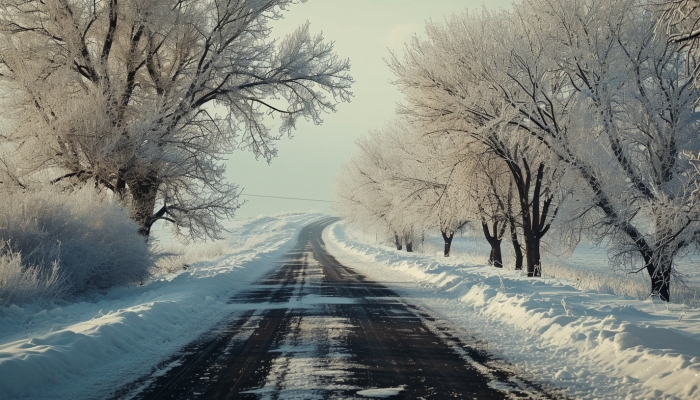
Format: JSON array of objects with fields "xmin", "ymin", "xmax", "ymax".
[
  {"xmin": 4, "ymin": 0, "xmax": 700, "ymax": 398},
  {"xmin": 326, "ymin": 220, "xmax": 700, "ymax": 399}
]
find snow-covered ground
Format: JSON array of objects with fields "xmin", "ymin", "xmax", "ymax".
[
  {"xmin": 3, "ymin": 213, "xmax": 700, "ymax": 399},
  {"xmin": 0, "ymin": 213, "xmax": 324, "ymax": 400},
  {"xmin": 323, "ymin": 221, "xmax": 700, "ymax": 399}
]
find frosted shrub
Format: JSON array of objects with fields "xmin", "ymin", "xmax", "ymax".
[{"xmin": 0, "ymin": 187, "xmax": 152, "ymax": 303}]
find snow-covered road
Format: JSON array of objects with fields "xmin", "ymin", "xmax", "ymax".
[
  {"xmin": 2, "ymin": 214, "xmax": 700, "ymax": 399},
  {"xmin": 118, "ymin": 218, "xmax": 553, "ymax": 399}
]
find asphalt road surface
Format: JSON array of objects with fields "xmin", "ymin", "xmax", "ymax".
[{"xmin": 114, "ymin": 218, "xmax": 560, "ymax": 399}]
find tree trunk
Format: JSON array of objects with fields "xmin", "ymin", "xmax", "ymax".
[
  {"xmin": 507, "ymin": 161, "xmax": 551, "ymax": 278},
  {"xmin": 648, "ymin": 216, "xmax": 678, "ymax": 302},
  {"xmin": 404, "ymin": 232, "xmax": 413, "ymax": 252},
  {"xmin": 482, "ymin": 222, "xmax": 503, "ymax": 268},
  {"xmin": 441, "ymin": 230, "xmax": 454, "ymax": 257},
  {"xmin": 129, "ymin": 171, "xmax": 160, "ymax": 237},
  {"xmin": 649, "ymin": 263, "xmax": 671, "ymax": 302},
  {"xmin": 646, "ymin": 241, "xmax": 673, "ymax": 302},
  {"xmin": 491, "ymin": 241, "xmax": 503, "ymax": 268},
  {"xmin": 525, "ymin": 235, "xmax": 541, "ymax": 277},
  {"xmin": 509, "ymin": 218, "xmax": 523, "ymax": 270},
  {"xmin": 394, "ymin": 232, "xmax": 402, "ymax": 251}
]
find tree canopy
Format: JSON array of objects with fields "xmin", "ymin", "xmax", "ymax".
[{"xmin": 0, "ymin": 0, "xmax": 353, "ymax": 239}]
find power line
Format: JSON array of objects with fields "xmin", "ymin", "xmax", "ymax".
[{"xmin": 241, "ymin": 193, "xmax": 335, "ymax": 203}]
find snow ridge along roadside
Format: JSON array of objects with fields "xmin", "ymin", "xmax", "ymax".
[
  {"xmin": 323, "ymin": 221, "xmax": 700, "ymax": 400},
  {"xmin": 0, "ymin": 213, "xmax": 324, "ymax": 400}
]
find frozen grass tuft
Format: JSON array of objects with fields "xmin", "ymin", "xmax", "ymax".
[
  {"xmin": 543, "ymin": 264, "xmax": 648, "ymax": 299},
  {"xmin": 153, "ymin": 239, "xmax": 231, "ymax": 274},
  {"xmin": 0, "ymin": 187, "xmax": 153, "ymax": 305},
  {"xmin": 0, "ymin": 242, "xmax": 68, "ymax": 307},
  {"xmin": 418, "ymin": 233, "xmax": 700, "ymax": 308},
  {"xmin": 500, "ymin": 260, "xmax": 700, "ymax": 308},
  {"xmin": 542, "ymin": 263, "xmax": 700, "ymax": 308}
]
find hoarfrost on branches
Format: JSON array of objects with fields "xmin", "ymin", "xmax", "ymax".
[
  {"xmin": 338, "ymin": 0, "xmax": 700, "ymax": 302},
  {"xmin": 0, "ymin": 0, "xmax": 353, "ymax": 240}
]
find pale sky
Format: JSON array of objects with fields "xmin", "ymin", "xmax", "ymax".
[{"xmin": 226, "ymin": 0, "xmax": 513, "ymax": 218}]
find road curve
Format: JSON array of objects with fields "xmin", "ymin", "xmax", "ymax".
[{"xmin": 112, "ymin": 218, "xmax": 560, "ymax": 399}]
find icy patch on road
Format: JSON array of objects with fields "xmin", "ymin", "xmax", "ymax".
[
  {"xmin": 228, "ymin": 295, "xmax": 355, "ymax": 312},
  {"xmin": 294, "ymin": 294, "xmax": 356, "ymax": 305},
  {"xmin": 324, "ymin": 221, "xmax": 700, "ymax": 399},
  {"xmin": 356, "ymin": 386, "xmax": 405, "ymax": 397},
  {"xmin": 244, "ymin": 315, "xmax": 357, "ymax": 399},
  {"xmin": 242, "ymin": 255, "xmax": 358, "ymax": 399}
]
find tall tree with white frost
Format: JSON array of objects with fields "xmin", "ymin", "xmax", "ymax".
[
  {"xmin": 511, "ymin": 0, "xmax": 700, "ymax": 301},
  {"xmin": 378, "ymin": 121, "xmax": 472, "ymax": 256},
  {"xmin": 0, "ymin": 0, "xmax": 352, "ymax": 239},
  {"xmin": 467, "ymin": 154, "xmax": 520, "ymax": 269},
  {"xmin": 334, "ymin": 129, "xmax": 405, "ymax": 249},
  {"xmin": 335, "ymin": 121, "xmax": 425, "ymax": 252},
  {"xmin": 659, "ymin": 0, "xmax": 700, "ymax": 87},
  {"xmin": 437, "ymin": 0, "xmax": 700, "ymax": 300}
]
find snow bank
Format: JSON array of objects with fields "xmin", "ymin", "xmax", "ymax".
[
  {"xmin": 324, "ymin": 221, "xmax": 700, "ymax": 399},
  {"xmin": 0, "ymin": 213, "xmax": 323, "ymax": 400}
]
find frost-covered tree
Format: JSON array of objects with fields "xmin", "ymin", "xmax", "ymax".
[
  {"xmin": 399, "ymin": 0, "xmax": 700, "ymax": 300},
  {"xmin": 0, "ymin": 0, "xmax": 352, "ymax": 239},
  {"xmin": 389, "ymin": 0, "xmax": 700, "ymax": 300},
  {"xmin": 464, "ymin": 154, "xmax": 524, "ymax": 269},
  {"xmin": 431, "ymin": 172, "xmax": 471, "ymax": 257},
  {"xmin": 511, "ymin": 0, "xmax": 700, "ymax": 301},
  {"xmin": 389, "ymin": 9, "xmax": 562, "ymax": 277},
  {"xmin": 660, "ymin": 0, "xmax": 700, "ymax": 36},
  {"xmin": 381, "ymin": 122, "xmax": 472, "ymax": 256},
  {"xmin": 334, "ymin": 128, "xmax": 405, "ymax": 249},
  {"xmin": 659, "ymin": 0, "xmax": 700, "ymax": 74},
  {"xmin": 335, "ymin": 121, "xmax": 423, "ymax": 252}
]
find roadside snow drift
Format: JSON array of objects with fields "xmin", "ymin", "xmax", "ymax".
[
  {"xmin": 324, "ymin": 221, "xmax": 700, "ymax": 400},
  {"xmin": 0, "ymin": 213, "xmax": 323, "ymax": 400}
]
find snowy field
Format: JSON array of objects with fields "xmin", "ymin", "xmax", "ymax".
[
  {"xmin": 324, "ymin": 221, "xmax": 700, "ymax": 399},
  {"xmin": 0, "ymin": 213, "xmax": 324, "ymax": 400}
]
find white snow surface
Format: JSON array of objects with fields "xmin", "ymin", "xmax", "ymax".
[
  {"xmin": 4, "ymin": 214, "xmax": 700, "ymax": 399},
  {"xmin": 323, "ymin": 221, "xmax": 700, "ymax": 400},
  {"xmin": 0, "ymin": 213, "xmax": 325, "ymax": 400}
]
